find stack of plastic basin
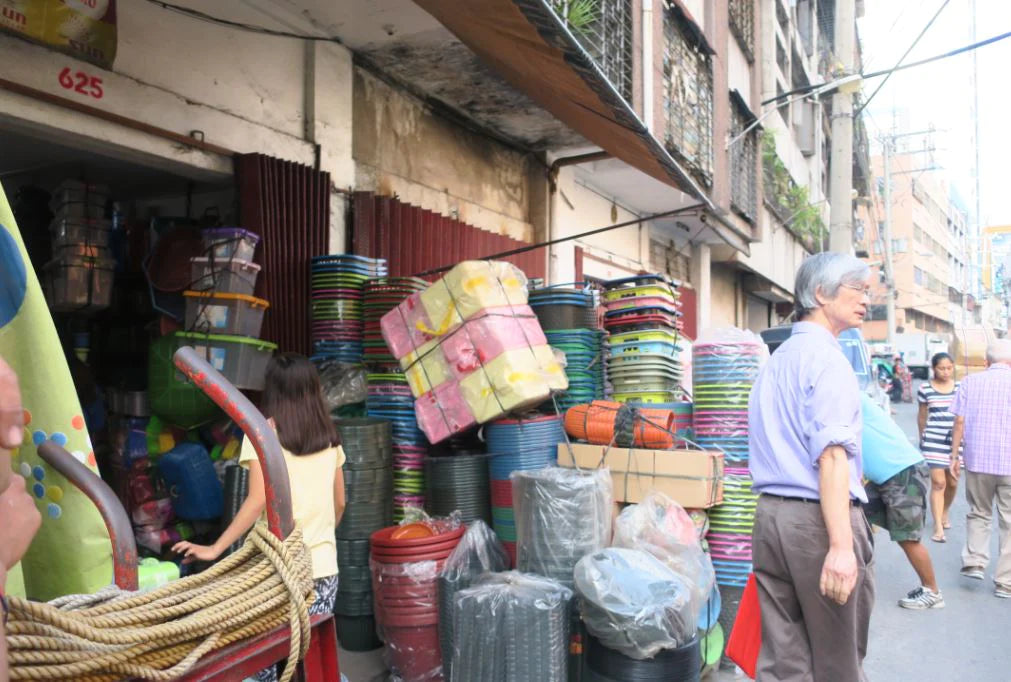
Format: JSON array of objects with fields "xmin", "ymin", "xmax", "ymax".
[{"xmin": 370, "ymin": 523, "xmax": 465, "ymax": 681}]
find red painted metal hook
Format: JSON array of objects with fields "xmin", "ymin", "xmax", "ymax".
[{"xmin": 173, "ymin": 346, "xmax": 293, "ymax": 539}]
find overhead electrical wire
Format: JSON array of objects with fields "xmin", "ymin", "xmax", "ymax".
[
  {"xmin": 763, "ymin": 28, "xmax": 1011, "ymax": 107},
  {"xmin": 855, "ymin": 0, "xmax": 952, "ymax": 117}
]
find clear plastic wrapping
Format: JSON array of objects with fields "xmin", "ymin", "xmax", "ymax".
[
  {"xmin": 379, "ymin": 261, "xmax": 568, "ymax": 443},
  {"xmin": 370, "ymin": 557, "xmax": 443, "ymax": 681},
  {"xmin": 691, "ymin": 327, "xmax": 769, "ymax": 463},
  {"xmin": 316, "ymin": 359, "xmax": 368, "ymax": 411},
  {"xmin": 574, "ymin": 547, "xmax": 696, "ymax": 659},
  {"xmin": 451, "ymin": 571, "xmax": 573, "ymax": 682},
  {"xmin": 512, "ymin": 467, "xmax": 613, "ymax": 587},
  {"xmin": 611, "ymin": 491, "xmax": 715, "ymax": 621},
  {"xmin": 438, "ymin": 521, "xmax": 510, "ymax": 678}
]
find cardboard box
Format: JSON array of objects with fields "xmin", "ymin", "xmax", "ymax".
[{"xmin": 557, "ymin": 443, "xmax": 724, "ymax": 508}]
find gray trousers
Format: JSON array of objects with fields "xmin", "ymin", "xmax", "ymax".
[
  {"xmin": 752, "ymin": 495, "xmax": 875, "ymax": 682},
  {"xmin": 963, "ymin": 471, "xmax": 1011, "ymax": 588}
]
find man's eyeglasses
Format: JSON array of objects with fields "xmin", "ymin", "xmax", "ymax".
[{"xmin": 841, "ymin": 283, "xmax": 872, "ymax": 298}]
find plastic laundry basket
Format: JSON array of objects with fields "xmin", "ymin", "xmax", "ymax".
[
  {"xmin": 174, "ymin": 332, "xmax": 277, "ymax": 391},
  {"xmin": 183, "ymin": 291, "xmax": 269, "ymax": 337},
  {"xmin": 148, "ymin": 334, "xmax": 222, "ymax": 428}
]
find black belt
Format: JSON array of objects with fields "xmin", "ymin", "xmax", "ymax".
[{"xmin": 763, "ymin": 493, "xmax": 862, "ymax": 508}]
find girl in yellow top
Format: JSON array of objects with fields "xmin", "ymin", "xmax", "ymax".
[{"xmin": 174, "ymin": 353, "xmax": 346, "ymax": 616}]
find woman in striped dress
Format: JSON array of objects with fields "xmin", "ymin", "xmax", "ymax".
[{"xmin": 917, "ymin": 352, "xmax": 959, "ymax": 542}]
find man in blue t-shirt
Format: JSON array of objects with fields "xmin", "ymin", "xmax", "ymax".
[{"xmin": 862, "ymin": 393, "xmax": 944, "ymax": 609}]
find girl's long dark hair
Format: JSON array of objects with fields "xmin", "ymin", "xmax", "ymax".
[
  {"xmin": 932, "ymin": 352, "xmax": 953, "ymax": 368},
  {"xmin": 261, "ymin": 353, "xmax": 339, "ymax": 456}
]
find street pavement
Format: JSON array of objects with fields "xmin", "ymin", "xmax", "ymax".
[{"xmin": 343, "ymin": 385, "xmax": 1010, "ymax": 681}]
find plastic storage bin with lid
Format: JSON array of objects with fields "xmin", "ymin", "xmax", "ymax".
[
  {"xmin": 189, "ymin": 257, "xmax": 260, "ymax": 296},
  {"xmin": 183, "ymin": 291, "xmax": 269, "ymax": 337},
  {"xmin": 201, "ymin": 228, "xmax": 260, "ymax": 262},
  {"xmin": 51, "ymin": 217, "xmax": 112, "ymax": 248},
  {"xmin": 43, "ymin": 251, "xmax": 115, "ymax": 312},
  {"xmin": 50, "ymin": 180, "xmax": 108, "ymax": 220},
  {"xmin": 175, "ymin": 332, "xmax": 277, "ymax": 391}
]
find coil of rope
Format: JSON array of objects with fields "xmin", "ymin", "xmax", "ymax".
[{"xmin": 6, "ymin": 524, "xmax": 314, "ymax": 682}]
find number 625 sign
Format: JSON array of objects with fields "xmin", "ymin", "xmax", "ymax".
[{"xmin": 57, "ymin": 67, "xmax": 104, "ymax": 100}]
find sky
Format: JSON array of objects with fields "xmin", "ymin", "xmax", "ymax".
[{"xmin": 857, "ymin": 0, "xmax": 1011, "ymax": 230}]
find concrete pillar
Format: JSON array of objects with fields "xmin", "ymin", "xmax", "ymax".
[{"xmin": 692, "ymin": 242, "xmax": 712, "ymax": 332}]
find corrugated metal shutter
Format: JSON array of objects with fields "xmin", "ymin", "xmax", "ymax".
[
  {"xmin": 351, "ymin": 191, "xmax": 546, "ymax": 281},
  {"xmin": 237, "ymin": 154, "xmax": 330, "ymax": 355}
]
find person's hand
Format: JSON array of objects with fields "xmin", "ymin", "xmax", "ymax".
[
  {"xmin": 0, "ymin": 356, "xmax": 24, "ymax": 494},
  {"xmin": 950, "ymin": 456, "xmax": 961, "ymax": 481},
  {"xmin": 172, "ymin": 541, "xmax": 222, "ymax": 564},
  {"xmin": 0, "ymin": 474, "xmax": 42, "ymax": 571},
  {"xmin": 820, "ymin": 546, "xmax": 858, "ymax": 605}
]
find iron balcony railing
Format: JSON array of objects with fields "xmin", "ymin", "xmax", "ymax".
[{"xmin": 549, "ymin": 0, "xmax": 634, "ymax": 102}]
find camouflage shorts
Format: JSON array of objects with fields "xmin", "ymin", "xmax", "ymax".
[{"xmin": 864, "ymin": 462, "xmax": 929, "ymax": 543}]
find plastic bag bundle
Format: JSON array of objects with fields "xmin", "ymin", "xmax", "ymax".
[
  {"xmin": 611, "ymin": 491, "xmax": 715, "ymax": 621},
  {"xmin": 451, "ymin": 571, "xmax": 573, "ymax": 682},
  {"xmin": 438, "ymin": 521, "xmax": 510, "ymax": 678},
  {"xmin": 575, "ymin": 548, "xmax": 697, "ymax": 660},
  {"xmin": 315, "ymin": 359, "xmax": 368, "ymax": 412},
  {"xmin": 513, "ymin": 467, "xmax": 613, "ymax": 587}
]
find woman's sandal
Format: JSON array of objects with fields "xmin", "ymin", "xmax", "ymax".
[
  {"xmin": 932, "ymin": 534, "xmax": 947, "ymax": 543},
  {"xmin": 943, "ymin": 521, "xmax": 952, "ymax": 530}
]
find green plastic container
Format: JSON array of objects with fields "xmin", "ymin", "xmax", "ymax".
[
  {"xmin": 149, "ymin": 334, "xmax": 222, "ymax": 429},
  {"xmin": 175, "ymin": 332, "xmax": 277, "ymax": 391},
  {"xmin": 138, "ymin": 557, "xmax": 180, "ymax": 592}
]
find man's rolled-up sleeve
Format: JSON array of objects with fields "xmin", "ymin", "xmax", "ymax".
[{"xmin": 806, "ymin": 358, "xmax": 861, "ymax": 465}]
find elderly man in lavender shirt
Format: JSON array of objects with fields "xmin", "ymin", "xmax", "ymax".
[
  {"xmin": 950, "ymin": 340, "xmax": 1011, "ymax": 596},
  {"xmin": 748, "ymin": 252, "xmax": 875, "ymax": 681}
]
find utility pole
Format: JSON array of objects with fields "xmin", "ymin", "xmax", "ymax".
[
  {"xmin": 882, "ymin": 137, "xmax": 896, "ymax": 344},
  {"xmin": 828, "ymin": 0, "xmax": 856, "ymax": 253}
]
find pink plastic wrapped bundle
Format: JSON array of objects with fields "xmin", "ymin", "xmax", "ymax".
[{"xmin": 381, "ymin": 261, "xmax": 567, "ymax": 443}]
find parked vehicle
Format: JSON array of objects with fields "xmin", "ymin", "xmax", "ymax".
[
  {"xmin": 893, "ymin": 333, "xmax": 949, "ymax": 379},
  {"xmin": 759, "ymin": 325, "xmax": 891, "ymax": 413}
]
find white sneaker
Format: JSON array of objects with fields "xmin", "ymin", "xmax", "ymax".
[{"xmin": 898, "ymin": 586, "xmax": 945, "ymax": 610}]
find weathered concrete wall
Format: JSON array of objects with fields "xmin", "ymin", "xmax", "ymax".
[
  {"xmin": 0, "ymin": 0, "xmax": 354, "ymax": 250},
  {"xmin": 549, "ymin": 166, "xmax": 645, "ymax": 284},
  {"xmin": 353, "ymin": 68, "xmax": 535, "ymax": 243},
  {"xmin": 710, "ymin": 264, "xmax": 740, "ymax": 330}
]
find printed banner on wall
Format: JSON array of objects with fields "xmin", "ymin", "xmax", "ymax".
[
  {"xmin": 0, "ymin": 181, "xmax": 113, "ymax": 601},
  {"xmin": 0, "ymin": 0, "xmax": 117, "ymax": 69}
]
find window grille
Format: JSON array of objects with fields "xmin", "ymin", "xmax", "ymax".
[{"xmin": 662, "ymin": 10, "xmax": 714, "ymax": 184}]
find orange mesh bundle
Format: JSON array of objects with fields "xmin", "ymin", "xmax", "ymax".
[{"xmin": 564, "ymin": 400, "xmax": 676, "ymax": 449}]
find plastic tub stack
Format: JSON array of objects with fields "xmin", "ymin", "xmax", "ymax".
[
  {"xmin": 309, "ymin": 255, "xmax": 387, "ymax": 365},
  {"xmin": 691, "ymin": 328, "xmax": 765, "ymax": 667},
  {"xmin": 437, "ymin": 521, "xmax": 509, "ymax": 680},
  {"xmin": 334, "ymin": 418, "xmax": 393, "ymax": 651},
  {"xmin": 528, "ymin": 284, "xmax": 604, "ymax": 411},
  {"xmin": 364, "ymin": 276, "xmax": 430, "ymax": 520},
  {"xmin": 425, "ymin": 451, "xmax": 492, "ymax": 524},
  {"xmin": 370, "ymin": 519, "xmax": 465, "ymax": 680},
  {"xmin": 486, "ymin": 415, "xmax": 566, "ymax": 565},
  {"xmin": 179, "ymin": 227, "xmax": 276, "ymax": 392},
  {"xmin": 450, "ymin": 572, "xmax": 573, "ymax": 682},
  {"xmin": 42, "ymin": 180, "xmax": 116, "ymax": 313},
  {"xmin": 601, "ymin": 274, "xmax": 683, "ymax": 404}
]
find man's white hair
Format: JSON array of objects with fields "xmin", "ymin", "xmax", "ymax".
[
  {"xmin": 986, "ymin": 340, "xmax": 1011, "ymax": 364},
  {"xmin": 794, "ymin": 252, "xmax": 871, "ymax": 319}
]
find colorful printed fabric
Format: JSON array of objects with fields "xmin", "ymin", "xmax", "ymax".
[{"xmin": 0, "ymin": 183, "xmax": 111, "ymax": 600}]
